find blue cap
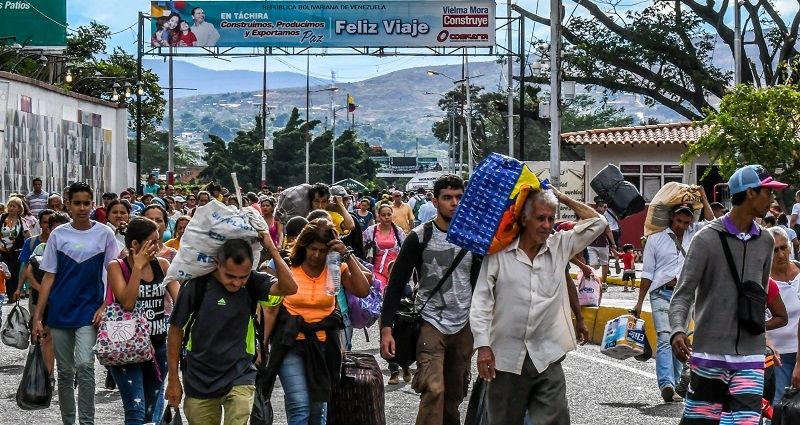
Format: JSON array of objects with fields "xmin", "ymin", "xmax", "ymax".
[{"xmin": 728, "ymin": 165, "xmax": 787, "ymax": 195}]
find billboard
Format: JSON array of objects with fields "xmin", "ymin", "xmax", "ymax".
[
  {"xmin": 150, "ymin": 1, "xmax": 495, "ymax": 48},
  {"xmin": 0, "ymin": 0, "xmax": 67, "ymax": 48},
  {"xmin": 526, "ymin": 161, "xmax": 586, "ymax": 220}
]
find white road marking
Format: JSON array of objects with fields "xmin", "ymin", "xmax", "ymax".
[{"xmin": 570, "ymin": 351, "xmax": 657, "ymax": 380}]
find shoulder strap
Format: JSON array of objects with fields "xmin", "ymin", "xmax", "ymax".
[
  {"xmin": 420, "ymin": 220, "xmax": 434, "ymax": 251},
  {"xmin": 716, "ymin": 231, "xmax": 743, "ymax": 290},
  {"xmin": 391, "ymin": 224, "xmax": 402, "ymax": 246},
  {"xmin": 28, "ymin": 236, "xmax": 37, "ymax": 252},
  {"xmin": 418, "ymin": 248, "xmax": 468, "ymax": 313},
  {"xmin": 182, "ymin": 276, "xmax": 209, "ymax": 351},
  {"xmin": 106, "ymin": 258, "xmax": 132, "ymax": 305},
  {"xmin": 666, "ymin": 232, "xmax": 686, "ymax": 257}
]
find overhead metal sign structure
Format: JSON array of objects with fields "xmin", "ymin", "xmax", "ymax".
[
  {"xmin": 135, "ymin": 1, "xmax": 519, "ymax": 191},
  {"xmin": 146, "ymin": 0, "xmax": 504, "ymax": 57},
  {"xmin": 150, "ymin": 0, "xmax": 494, "ymax": 49},
  {"xmin": 0, "ymin": 0, "xmax": 67, "ymax": 48}
]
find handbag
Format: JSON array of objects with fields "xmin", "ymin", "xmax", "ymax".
[
  {"xmin": 716, "ymin": 231, "xmax": 767, "ymax": 335},
  {"xmin": 388, "ymin": 248, "xmax": 467, "ymax": 368},
  {"xmin": 773, "ymin": 386, "xmax": 800, "ymax": 424},
  {"xmin": 464, "ymin": 377, "xmax": 489, "ymax": 425},
  {"xmin": 93, "ymin": 259, "xmax": 155, "ymax": 366}
]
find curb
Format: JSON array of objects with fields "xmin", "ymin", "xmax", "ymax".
[{"xmin": 571, "ymin": 272, "xmax": 642, "ymax": 288}]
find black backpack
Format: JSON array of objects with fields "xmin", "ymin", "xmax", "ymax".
[{"xmin": 180, "ymin": 272, "xmax": 265, "ymax": 369}]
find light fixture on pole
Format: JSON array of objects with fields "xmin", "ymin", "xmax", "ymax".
[{"xmin": 111, "ymin": 82, "xmax": 121, "ymax": 101}]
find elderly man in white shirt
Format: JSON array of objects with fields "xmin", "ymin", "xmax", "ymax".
[
  {"xmin": 470, "ymin": 186, "xmax": 606, "ymax": 425},
  {"xmin": 632, "ymin": 189, "xmax": 712, "ymax": 403},
  {"xmin": 190, "ymin": 7, "xmax": 220, "ymax": 46}
]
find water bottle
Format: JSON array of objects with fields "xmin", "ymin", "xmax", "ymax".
[{"xmin": 325, "ymin": 251, "xmax": 341, "ymax": 296}]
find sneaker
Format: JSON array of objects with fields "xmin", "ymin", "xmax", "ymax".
[
  {"xmin": 388, "ymin": 372, "xmax": 399, "ymax": 385},
  {"xmin": 402, "ymin": 367, "xmax": 412, "ymax": 383},
  {"xmin": 661, "ymin": 385, "xmax": 676, "ymax": 403}
]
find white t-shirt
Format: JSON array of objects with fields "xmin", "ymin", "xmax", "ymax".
[
  {"xmin": 767, "ymin": 273, "xmax": 800, "ymax": 353},
  {"xmin": 792, "ymin": 202, "xmax": 800, "ymax": 218}
]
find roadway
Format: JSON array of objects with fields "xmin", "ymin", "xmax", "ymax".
[{"xmin": 0, "ymin": 286, "xmax": 682, "ymax": 424}]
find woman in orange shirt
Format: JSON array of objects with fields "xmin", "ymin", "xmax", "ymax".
[{"xmin": 263, "ymin": 218, "xmax": 369, "ymax": 425}]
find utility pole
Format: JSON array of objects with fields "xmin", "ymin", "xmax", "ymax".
[
  {"xmin": 305, "ymin": 56, "xmax": 310, "ymax": 183},
  {"xmin": 464, "ymin": 56, "xmax": 474, "ymax": 177},
  {"xmin": 734, "ymin": 0, "xmax": 742, "ymax": 84},
  {"xmin": 261, "ymin": 48, "xmax": 268, "ymax": 188},
  {"xmin": 519, "ymin": 17, "xmax": 526, "ymax": 160},
  {"xmin": 506, "ymin": 0, "xmax": 515, "ymax": 158},
  {"xmin": 549, "ymin": 0, "xmax": 562, "ymax": 192},
  {"xmin": 168, "ymin": 48, "xmax": 174, "ymax": 185},
  {"xmin": 136, "ymin": 12, "xmax": 144, "ymax": 194}
]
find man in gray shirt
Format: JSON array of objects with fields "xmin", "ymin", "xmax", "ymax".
[
  {"xmin": 190, "ymin": 7, "xmax": 220, "ymax": 46},
  {"xmin": 380, "ymin": 175, "xmax": 481, "ymax": 425},
  {"xmin": 670, "ymin": 165, "xmax": 787, "ymax": 424}
]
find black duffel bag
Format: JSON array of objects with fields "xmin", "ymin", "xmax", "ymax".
[{"xmin": 390, "ymin": 298, "xmax": 420, "ymax": 368}]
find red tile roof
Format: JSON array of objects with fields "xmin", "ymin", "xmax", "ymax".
[{"xmin": 562, "ymin": 122, "xmax": 708, "ymax": 145}]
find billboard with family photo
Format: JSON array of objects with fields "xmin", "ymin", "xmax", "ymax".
[{"xmin": 150, "ymin": 1, "xmax": 495, "ymax": 48}]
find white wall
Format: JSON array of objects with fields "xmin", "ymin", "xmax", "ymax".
[
  {"xmin": 583, "ymin": 143, "xmax": 712, "ymax": 202},
  {"xmin": 0, "ymin": 72, "xmax": 129, "ymax": 200}
]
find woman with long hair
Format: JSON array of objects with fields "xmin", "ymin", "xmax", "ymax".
[
  {"xmin": 362, "ymin": 204, "xmax": 405, "ymax": 290},
  {"xmin": 260, "ymin": 197, "xmax": 283, "ymax": 250},
  {"xmin": 0, "ymin": 196, "xmax": 30, "ymax": 301},
  {"xmin": 141, "ymin": 205, "xmax": 177, "ymax": 263},
  {"xmin": 106, "ymin": 199, "xmax": 131, "ymax": 255},
  {"xmin": 106, "ymin": 217, "xmax": 179, "ymax": 424},
  {"xmin": 263, "ymin": 218, "xmax": 369, "ymax": 425},
  {"xmin": 354, "ymin": 198, "xmax": 375, "ymax": 230}
]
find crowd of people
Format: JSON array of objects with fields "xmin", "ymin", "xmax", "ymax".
[{"xmin": 3, "ymin": 164, "xmax": 800, "ymax": 425}]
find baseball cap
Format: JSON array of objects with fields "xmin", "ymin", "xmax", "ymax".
[
  {"xmin": 672, "ymin": 203, "xmax": 693, "ymax": 215},
  {"xmin": 728, "ymin": 165, "xmax": 788, "ymax": 195},
  {"xmin": 174, "ymin": 195, "xmax": 186, "ymax": 203}
]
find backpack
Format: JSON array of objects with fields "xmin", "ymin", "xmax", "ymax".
[
  {"xmin": 2, "ymin": 302, "xmax": 31, "ymax": 349},
  {"xmin": 180, "ymin": 272, "xmax": 265, "ymax": 368},
  {"xmin": 411, "ymin": 194, "xmax": 426, "ymax": 218}
]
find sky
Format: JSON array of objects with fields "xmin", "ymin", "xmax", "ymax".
[{"xmin": 65, "ymin": 0, "xmax": 798, "ymax": 84}]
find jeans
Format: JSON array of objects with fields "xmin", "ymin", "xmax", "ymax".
[
  {"xmin": 773, "ymin": 351, "xmax": 797, "ymax": 404},
  {"xmin": 279, "ymin": 346, "xmax": 327, "ymax": 425},
  {"xmin": 109, "ymin": 340, "xmax": 167, "ymax": 425},
  {"xmin": 650, "ymin": 287, "xmax": 682, "ymax": 390},
  {"xmin": 51, "ymin": 326, "xmax": 98, "ymax": 425}
]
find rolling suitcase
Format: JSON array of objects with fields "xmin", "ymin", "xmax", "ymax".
[{"xmin": 327, "ymin": 352, "xmax": 385, "ymax": 425}]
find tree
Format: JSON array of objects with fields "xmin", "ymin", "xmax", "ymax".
[
  {"xmin": 201, "ymin": 109, "xmax": 379, "ymax": 189},
  {"xmin": 127, "ymin": 131, "xmax": 202, "ymax": 174},
  {"xmin": 681, "ymin": 84, "xmax": 800, "ymax": 185},
  {"xmin": 431, "ymin": 85, "xmax": 633, "ymax": 163},
  {"xmin": 522, "ymin": 0, "xmax": 798, "ymax": 119}
]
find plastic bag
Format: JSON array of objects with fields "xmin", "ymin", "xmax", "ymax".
[
  {"xmin": 158, "ymin": 406, "xmax": 184, "ymax": 425},
  {"xmin": 346, "ymin": 277, "xmax": 383, "ymax": 330},
  {"xmin": 165, "ymin": 200, "xmax": 267, "ymax": 283},
  {"xmin": 464, "ymin": 377, "xmax": 489, "ymax": 425},
  {"xmin": 16, "ymin": 343, "xmax": 52, "ymax": 410},
  {"xmin": 773, "ymin": 387, "xmax": 800, "ymax": 424},
  {"xmin": 576, "ymin": 269, "xmax": 601, "ymax": 307},
  {"xmin": 251, "ymin": 365, "xmax": 274, "ymax": 425},
  {"xmin": 2, "ymin": 302, "xmax": 31, "ymax": 349},
  {"xmin": 590, "ymin": 164, "xmax": 645, "ymax": 219}
]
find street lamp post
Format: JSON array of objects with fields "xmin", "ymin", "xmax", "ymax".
[
  {"xmin": 426, "ymin": 69, "xmax": 482, "ymax": 178},
  {"xmin": 305, "ymin": 56, "xmax": 339, "ymax": 183},
  {"xmin": 331, "ymin": 105, "xmax": 347, "ymax": 184}
]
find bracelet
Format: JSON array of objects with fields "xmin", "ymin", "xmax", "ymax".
[{"xmin": 341, "ymin": 248, "xmax": 354, "ymax": 263}]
